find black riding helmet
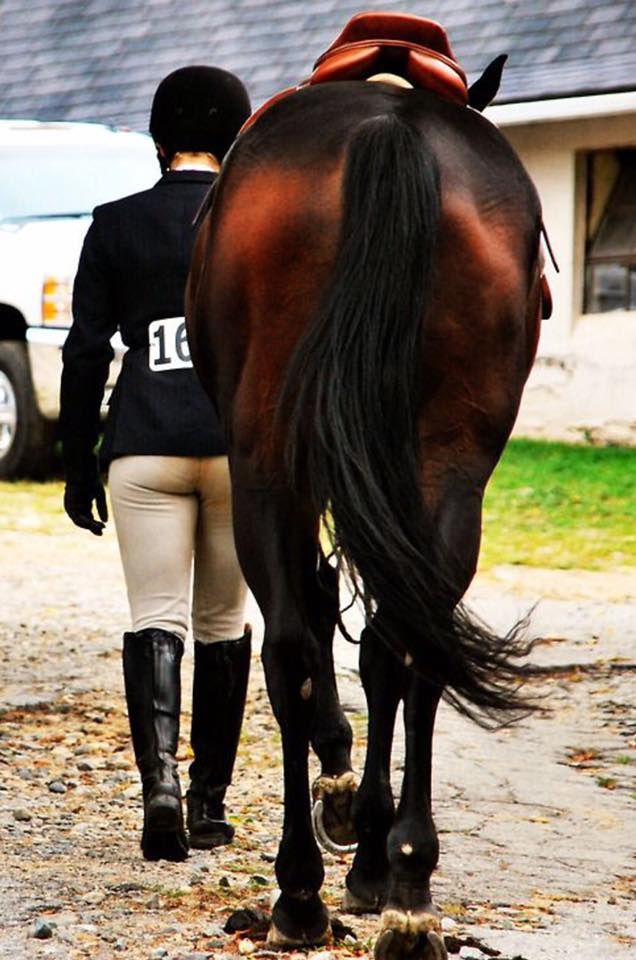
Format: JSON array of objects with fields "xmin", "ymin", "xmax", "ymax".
[{"xmin": 149, "ymin": 66, "xmax": 251, "ymax": 168}]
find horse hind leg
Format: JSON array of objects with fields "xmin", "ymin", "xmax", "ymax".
[
  {"xmin": 344, "ymin": 616, "xmax": 403, "ymax": 913},
  {"xmin": 231, "ymin": 479, "xmax": 330, "ymax": 947},
  {"xmin": 375, "ymin": 675, "xmax": 445, "ymax": 960},
  {"xmin": 309, "ymin": 552, "xmax": 358, "ymax": 853},
  {"xmin": 373, "ymin": 485, "xmax": 488, "ymax": 960}
]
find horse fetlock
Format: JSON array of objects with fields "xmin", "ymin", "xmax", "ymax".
[
  {"xmin": 384, "ymin": 875, "xmax": 434, "ymax": 917},
  {"xmin": 343, "ymin": 865, "xmax": 387, "ymax": 914},
  {"xmin": 342, "ymin": 879, "xmax": 384, "ymax": 915},
  {"xmin": 276, "ymin": 856, "xmax": 324, "ymax": 901},
  {"xmin": 310, "ymin": 724, "xmax": 354, "ymax": 774}
]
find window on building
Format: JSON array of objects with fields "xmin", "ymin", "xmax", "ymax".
[{"xmin": 584, "ymin": 149, "xmax": 636, "ymax": 313}]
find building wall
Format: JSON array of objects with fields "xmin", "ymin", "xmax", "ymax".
[{"xmin": 502, "ymin": 112, "xmax": 636, "ymax": 445}]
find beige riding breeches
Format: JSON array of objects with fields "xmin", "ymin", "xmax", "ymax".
[{"xmin": 108, "ymin": 455, "xmax": 247, "ymax": 644}]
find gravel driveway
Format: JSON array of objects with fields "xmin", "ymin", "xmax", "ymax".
[{"xmin": 1, "ymin": 516, "xmax": 634, "ymax": 960}]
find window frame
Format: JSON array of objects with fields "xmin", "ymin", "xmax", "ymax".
[{"xmin": 583, "ymin": 148, "xmax": 636, "ymax": 314}]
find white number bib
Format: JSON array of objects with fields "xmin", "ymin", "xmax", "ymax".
[{"xmin": 148, "ymin": 317, "xmax": 193, "ymax": 371}]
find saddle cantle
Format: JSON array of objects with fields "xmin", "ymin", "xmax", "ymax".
[
  {"xmin": 240, "ymin": 13, "xmax": 469, "ymax": 135},
  {"xmin": 308, "ymin": 12, "xmax": 468, "ymax": 105}
]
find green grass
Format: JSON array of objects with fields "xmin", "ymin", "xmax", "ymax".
[
  {"xmin": 480, "ymin": 439, "xmax": 635, "ymax": 571},
  {"xmin": 0, "ymin": 479, "xmax": 67, "ymax": 536},
  {"xmin": 0, "ymin": 439, "xmax": 634, "ymax": 570}
]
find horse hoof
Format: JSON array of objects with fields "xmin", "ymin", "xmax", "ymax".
[
  {"xmin": 311, "ymin": 771, "xmax": 359, "ymax": 853},
  {"xmin": 267, "ymin": 921, "xmax": 332, "ymax": 949},
  {"xmin": 374, "ymin": 909, "xmax": 447, "ymax": 960},
  {"xmin": 266, "ymin": 893, "xmax": 332, "ymax": 948},
  {"xmin": 342, "ymin": 884, "xmax": 383, "ymax": 915}
]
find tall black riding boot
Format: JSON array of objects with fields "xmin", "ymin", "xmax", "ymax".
[
  {"xmin": 123, "ymin": 628, "xmax": 188, "ymax": 862},
  {"xmin": 187, "ymin": 627, "xmax": 251, "ymax": 849}
]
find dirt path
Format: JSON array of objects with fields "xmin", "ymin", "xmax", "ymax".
[{"xmin": 1, "ymin": 521, "xmax": 634, "ymax": 960}]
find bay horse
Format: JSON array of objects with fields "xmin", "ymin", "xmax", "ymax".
[{"xmin": 187, "ymin": 14, "xmax": 546, "ymax": 959}]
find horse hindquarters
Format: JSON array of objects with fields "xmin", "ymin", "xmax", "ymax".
[{"xmin": 189, "ymin": 82, "xmax": 543, "ymax": 958}]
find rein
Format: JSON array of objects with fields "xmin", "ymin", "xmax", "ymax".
[{"xmin": 541, "ymin": 221, "xmax": 560, "ymax": 273}]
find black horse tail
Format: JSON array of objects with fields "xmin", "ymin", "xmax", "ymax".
[{"xmin": 280, "ymin": 111, "xmax": 534, "ymax": 726}]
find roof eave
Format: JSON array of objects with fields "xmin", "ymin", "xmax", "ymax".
[{"xmin": 486, "ymin": 89, "xmax": 636, "ymax": 127}]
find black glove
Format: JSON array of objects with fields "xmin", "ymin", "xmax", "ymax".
[{"xmin": 64, "ymin": 470, "xmax": 108, "ymax": 536}]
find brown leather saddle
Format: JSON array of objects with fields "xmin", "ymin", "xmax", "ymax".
[
  {"xmin": 309, "ymin": 12, "xmax": 467, "ymax": 102},
  {"xmin": 241, "ymin": 13, "xmax": 468, "ymax": 134}
]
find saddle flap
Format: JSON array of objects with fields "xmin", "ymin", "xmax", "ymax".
[{"xmin": 406, "ymin": 50, "xmax": 467, "ymax": 104}]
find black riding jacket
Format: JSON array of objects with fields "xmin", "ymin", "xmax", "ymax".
[{"xmin": 60, "ymin": 170, "xmax": 223, "ymax": 476}]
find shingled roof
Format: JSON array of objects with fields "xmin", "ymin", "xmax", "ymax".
[{"xmin": 1, "ymin": 0, "xmax": 635, "ymax": 130}]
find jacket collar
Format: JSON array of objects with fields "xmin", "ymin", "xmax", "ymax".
[{"xmin": 156, "ymin": 170, "xmax": 216, "ymax": 187}]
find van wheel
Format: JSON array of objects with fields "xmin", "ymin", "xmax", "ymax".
[{"xmin": 0, "ymin": 342, "xmax": 56, "ymax": 479}]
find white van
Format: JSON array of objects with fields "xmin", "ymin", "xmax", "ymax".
[{"xmin": 0, "ymin": 119, "xmax": 158, "ymax": 477}]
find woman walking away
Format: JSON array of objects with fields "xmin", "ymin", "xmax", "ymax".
[{"xmin": 59, "ymin": 66, "xmax": 252, "ymax": 862}]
